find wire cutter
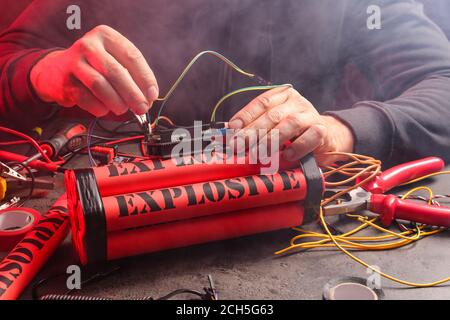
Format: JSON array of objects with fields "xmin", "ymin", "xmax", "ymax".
[{"xmin": 323, "ymin": 157, "xmax": 450, "ymax": 228}]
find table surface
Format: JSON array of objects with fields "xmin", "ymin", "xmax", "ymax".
[{"xmin": 3, "ymin": 124, "xmax": 450, "ymax": 300}]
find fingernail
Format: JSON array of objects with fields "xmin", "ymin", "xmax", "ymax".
[
  {"xmin": 283, "ymin": 148, "xmax": 295, "ymax": 161},
  {"xmin": 147, "ymin": 85, "xmax": 159, "ymax": 101},
  {"xmin": 229, "ymin": 118, "xmax": 244, "ymax": 130},
  {"xmin": 137, "ymin": 102, "xmax": 149, "ymax": 115}
]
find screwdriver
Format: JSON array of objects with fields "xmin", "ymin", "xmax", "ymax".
[{"xmin": 22, "ymin": 123, "xmax": 87, "ymax": 165}]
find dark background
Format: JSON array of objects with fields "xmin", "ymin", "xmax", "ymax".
[
  {"xmin": 1, "ymin": 0, "xmax": 450, "ymax": 38},
  {"xmin": 1, "ymin": 0, "xmax": 449, "ymax": 108}
]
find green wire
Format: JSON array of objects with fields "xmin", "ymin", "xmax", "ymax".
[
  {"xmin": 210, "ymin": 84, "xmax": 293, "ymax": 122},
  {"xmin": 155, "ymin": 50, "xmax": 256, "ymax": 125}
]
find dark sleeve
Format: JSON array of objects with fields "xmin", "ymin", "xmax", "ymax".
[
  {"xmin": 0, "ymin": 0, "xmax": 79, "ymax": 128},
  {"xmin": 327, "ymin": 0, "xmax": 450, "ymax": 165}
]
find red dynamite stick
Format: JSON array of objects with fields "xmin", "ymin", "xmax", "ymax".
[
  {"xmin": 89, "ymin": 152, "xmax": 296, "ymax": 197},
  {"xmin": 0, "ymin": 195, "xmax": 69, "ymax": 300},
  {"xmin": 68, "ymin": 169, "xmax": 311, "ymax": 264},
  {"xmin": 107, "ymin": 201, "xmax": 304, "ymax": 260},
  {"xmin": 100, "ymin": 168, "xmax": 307, "ymax": 231}
]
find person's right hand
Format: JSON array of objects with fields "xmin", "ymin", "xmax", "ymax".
[{"xmin": 30, "ymin": 25, "xmax": 159, "ymax": 117}]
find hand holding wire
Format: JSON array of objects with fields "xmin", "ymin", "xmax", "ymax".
[
  {"xmin": 226, "ymin": 87, "xmax": 355, "ymax": 166},
  {"xmin": 30, "ymin": 25, "xmax": 159, "ymax": 117}
]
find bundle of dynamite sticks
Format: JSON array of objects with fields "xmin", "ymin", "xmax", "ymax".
[{"xmin": 64, "ymin": 153, "xmax": 314, "ymax": 265}]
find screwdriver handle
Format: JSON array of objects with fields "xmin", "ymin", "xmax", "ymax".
[
  {"xmin": 41, "ymin": 123, "xmax": 87, "ymax": 158},
  {"xmin": 371, "ymin": 194, "xmax": 450, "ymax": 228}
]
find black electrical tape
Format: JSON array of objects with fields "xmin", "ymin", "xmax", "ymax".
[
  {"xmin": 323, "ymin": 277, "xmax": 385, "ymax": 300},
  {"xmin": 299, "ymin": 153, "xmax": 323, "ymax": 224},
  {"xmin": 75, "ymin": 168, "xmax": 107, "ymax": 264}
]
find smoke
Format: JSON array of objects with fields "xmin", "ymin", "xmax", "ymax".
[
  {"xmin": 421, "ymin": 0, "xmax": 450, "ymax": 39},
  {"xmin": 2, "ymin": 0, "xmax": 449, "ymax": 124}
]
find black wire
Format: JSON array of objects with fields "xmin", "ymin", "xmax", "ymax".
[
  {"xmin": 33, "ymin": 266, "xmax": 211, "ymax": 301},
  {"xmin": 96, "ymin": 119, "xmax": 142, "ymax": 136},
  {"xmin": 77, "ymin": 134, "xmax": 122, "ymax": 141},
  {"xmin": 32, "ymin": 265, "xmax": 121, "ymax": 300},
  {"xmin": 37, "ymin": 288, "xmax": 210, "ymax": 300},
  {"xmin": 62, "ymin": 136, "xmax": 124, "ymax": 168},
  {"xmin": 156, "ymin": 289, "xmax": 205, "ymax": 300}
]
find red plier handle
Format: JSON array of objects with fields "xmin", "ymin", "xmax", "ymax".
[
  {"xmin": 366, "ymin": 157, "xmax": 449, "ymax": 227},
  {"xmin": 324, "ymin": 157, "xmax": 450, "ymax": 228},
  {"xmin": 370, "ymin": 194, "xmax": 450, "ymax": 227},
  {"xmin": 364, "ymin": 157, "xmax": 444, "ymax": 194}
]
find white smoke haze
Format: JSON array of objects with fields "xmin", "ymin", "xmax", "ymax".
[{"xmin": 170, "ymin": 121, "xmax": 280, "ymax": 174}]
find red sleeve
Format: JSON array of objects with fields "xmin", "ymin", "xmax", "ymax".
[
  {"xmin": 0, "ymin": 48, "xmax": 59, "ymax": 127},
  {"xmin": 0, "ymin": 0, "xmax": 78, "ymax": 129}
]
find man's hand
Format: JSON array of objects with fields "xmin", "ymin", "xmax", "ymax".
[
  {"xmin": 228, "ymin": 86, "xmax": 354, "ymax": 166},
  {"xmin": 30, "ymin": 25, "xmax": 159, "ymax": 117}
]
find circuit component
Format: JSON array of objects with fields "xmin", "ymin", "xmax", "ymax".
[{"xmin": 146, "ymin": 122, "xmax": 227, "ymax": 158}]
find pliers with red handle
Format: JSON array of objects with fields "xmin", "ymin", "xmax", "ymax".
[{"xmin": 323, "ymin": 157, "xmax": 450, "ymax": 228}]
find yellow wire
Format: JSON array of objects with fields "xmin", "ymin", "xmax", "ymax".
[
  {"xmin": 156, "ymin": 50, "xmax": 255, "ymax": 103},
  {"xmin": 400, "ymin": 171, "xmax": 450, "ymax": 186},
  {"xmin": 151, "ymin": 116, "xmax": 175, "ymax": 127},
  {"xmin": 210, "ymin": 84, "xmax": 292, "ymax": 122},
  {"xmin": 318, "ymin": 206, "xmax": 450, "ymax": 288},
  {"xmin": 152, "ymin": 50, "xmax": 292, "ymax": 125},
  {"xmin": 276, "ymin": 155, "xmax": 450, "ymax": 288},
  {"xmin": 155, "ymin": 50, "xmax": 257, "ymax": 125}
]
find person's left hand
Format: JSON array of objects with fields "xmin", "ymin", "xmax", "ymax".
[{"xmin": 228, "ymin": 86, "xmax": 355, "ymax": 166}]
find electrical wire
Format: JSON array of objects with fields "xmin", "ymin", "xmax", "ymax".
[
  {"xmin": 86, "ymin": 120, "xmax": 145, "ymax": 165},
  {"xmin": 276, "ymin": 152, "xmax": 450, "ymax": 288},
  {"xmin": 155, "ymin": 50, "xmax": 257, "ymax": 125},
  {"xmin": 210, "ymin": 84, "xmax": 293, "ymax": 122},
  {"xmin": 0, "ymin": 140, "xmax": 29, "ymax": 146},
  {"xmin": 104, "ymin": 135, "xmax": 144, "ymax": 146},
  {"xmin": 96, "ymin": 118, "xmax": 142, "ymax": 136},
  {"xmin": 154, "ymin": 116, "xmax": 175, "ymax": 127},
  {"xmin": 87, "ymin": 119, "xmax": 98, "ymax": 167},
  {"xmin": 400, "ymin": 171, "xmax": 450, "ymax": 186},
  {"xmin": 0, "ymin": 126, "xmax": 53, "ymax": 163}
]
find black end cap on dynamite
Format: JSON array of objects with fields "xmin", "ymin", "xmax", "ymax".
[
  {"xmin": 299, "ymin": 154, "xmax": 323, "ymax": 224},
  {"xmin": 75, "ymin": 168, "xmax": 107, "ymax": 264}
]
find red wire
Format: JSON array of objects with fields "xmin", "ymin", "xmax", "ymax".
[
  {"xmin": 0, "ymin": 126, "xmax": 53, "ymax": 163},
  {"xmin": 105, "ymin": 135, "xmax": 144, "ymax": 146},
  {"xmin": 140, "ymin": 139, "xmax": 147, "ymax": 157},
  {"xmin": 117, "ymin": 152, "xmax": 148, "ymax": 160},
  {"xmin": 0, "ymin": 129, "xmax": 148, "ymax": 168},
  {"xmin": 0, "ymin": 140, "xmax": 29, "ymax": 146}
]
